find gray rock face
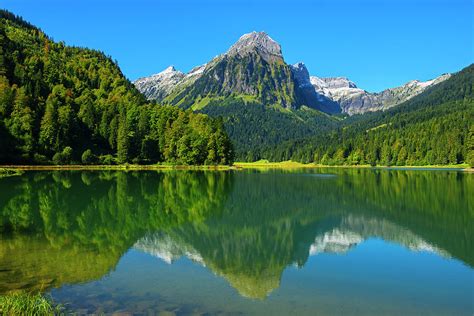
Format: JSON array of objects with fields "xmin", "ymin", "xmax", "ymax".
[
  {"xmin": 315, "ymin": 77, "xmax": 357, "ymax": 90},
  {"xmin": 226, "ymin": 31, "xmax": 283, "ymax": 62},
  {"xmin": 290, "ymin": 62, "xmax": 312, "ymax": 88},
  {"xmin": 291, "ymin": 63, "xmax": 341, "ymax": 113}
]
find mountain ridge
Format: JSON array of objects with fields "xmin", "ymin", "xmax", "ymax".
[
  {"xmin": 135, "ymin": 32, "xmax": 330, "ymax": 112},
  {"xmin": 311, "ymin": 72, "xmax": 451, "ymax": 115},
  {"xmin": 134, "ymin": 31, "xmax": 451, "ymax": 115}
]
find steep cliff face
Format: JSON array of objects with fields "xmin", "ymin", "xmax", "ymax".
[{"xmin": 291, "ymin": 63, "xmax": 341, "ymax": 114}]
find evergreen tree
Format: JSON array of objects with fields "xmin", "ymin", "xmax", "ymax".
[{"xmin": 117, "ymin": 112, "xmax": 129, "ymax": 163}]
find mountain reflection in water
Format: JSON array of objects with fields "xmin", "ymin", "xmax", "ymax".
[{"xmin": 0, "ymin": 169, "xmax": 472, "ymax": 309}]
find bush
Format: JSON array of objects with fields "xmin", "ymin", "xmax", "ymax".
[
  {"xmin": 81, "ymin": 149, "xmax": 96, "ymax": 165},
  {"xmin": 52, "ymin": 152, "xmax": 63, "ymax": 165},
  {"xmin": 0, "ymin": 168, "xmax": 23, "ymax": 178},
  {"xmin": 99, "ymin": 154, "xmax": 116, "ymax": 165},
  {"xmin": 52, "ymin": 147, "xmax": 73, "ymax": 165},
  {"xmin": 62, "ymin": 147, "xmax": 73, "ymax": 164},
  {"xmin": 33, "ymin": 154, "xmax": 49, "ymax": 165}
]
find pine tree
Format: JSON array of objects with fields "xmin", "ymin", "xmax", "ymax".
[
  {"xmin": 39, "ymin": 96, "xmax": 59, "ymax": 153},
  {"xmin": 117, "ymin": 112, "xmax": 129, "ymax": 163}
]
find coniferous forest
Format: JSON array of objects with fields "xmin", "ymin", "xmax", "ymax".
[{"xmin": 0, "ymin": 11, "xmax": 233, "ymax": 165}]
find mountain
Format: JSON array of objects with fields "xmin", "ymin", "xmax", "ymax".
[
  {"xmin": 162, "ymin": 31, "xmax": 316, "ymax": 111},
  {"xmin": 290, "ymin": 62, "xmax": 341, "ymax": 114},
  {"xmin": 0, "ymin": 10, "xmax": 233, "ymax": 165},
  {"xmin": 134, "ymin": 32, "xmax": 346, "ymax": 160},
  {"xmin": 135, "ymin": 31, "xmax": 339, "ymax": 113},
  {"xmin": 310, "ymin": 74, "xmax": 451, "ymax": 115}
]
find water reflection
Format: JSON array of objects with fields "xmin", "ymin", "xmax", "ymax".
[{"xmin": 0, "ymin": 169, "xmax": 472, "ymax": 303}]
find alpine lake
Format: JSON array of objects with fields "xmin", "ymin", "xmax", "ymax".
[{"xmin": 0, "ymin": 168, "xmax": 472, "ymax": 315}]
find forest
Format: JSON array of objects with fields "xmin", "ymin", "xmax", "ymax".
[{"xmin": 0, "ymin": 10, "xmax": 233, "ymax": 165}]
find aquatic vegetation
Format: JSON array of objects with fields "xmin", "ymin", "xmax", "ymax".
[
  {"xmin": 0, "ymin": 168, "xmax": 23, "ymax": 178},
  {"xmin": 0, "ymin": 292, "xmax": 62, "ymax": 315}
]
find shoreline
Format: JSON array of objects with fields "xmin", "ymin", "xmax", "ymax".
[
  {"xmin": 0, "ymin": 164, "xmax": 238, "ymax": 171},
  {"xmin": 0, "ymin": 163, "xmax": 471, "ymax": 172},
  {"xmin": 233, "ymin": 161, "xmax": 470, "ymax": 171}
]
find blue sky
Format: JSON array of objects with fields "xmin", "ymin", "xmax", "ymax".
[{"xmin": 1, "ymin": 0, "xmax": 472, "ymax": 92}]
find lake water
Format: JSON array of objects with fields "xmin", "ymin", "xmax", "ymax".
[{"xmin": 0, "ymin": 169, "xmax": 472, "ymax": 315}]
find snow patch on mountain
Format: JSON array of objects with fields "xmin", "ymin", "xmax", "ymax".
[
  {"xmin": 309, "ymin": 229, "xmax": 363, "ymax": 255},
  {"xmin": 133, "ymin": 66, "xmax": 185, "ymax": 101},
  {"xmin": 309, "ymin": 73, "xmax": 451, "ymax": 115}
]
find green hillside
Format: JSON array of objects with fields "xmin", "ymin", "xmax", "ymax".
[
  {"xmin": 0, "ymin": 10, "xmax": 233, "ymax": 165},
  {"xmin": 200, "ymin": 97, "xmax": 339, "ymax": 160},
  {"xmin": 163, "ymin": 53, "xmax": 299, "ymax": 110},
  {"xmin": 263, "ymin": 64, "xmax": 474, "ymax": 166}
]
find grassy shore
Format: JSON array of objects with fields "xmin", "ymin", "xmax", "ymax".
[
  {"xmin": 234, "ymin": 160, "xmax": 470, "ymax": 170},
  {"xmin": 234, "ymin": 160, "xmax": 325, "ymax": 169},
  {"xmin": 0, "ymin": 164, "xmax": 237, "ymax": 171},
  {"xmin": 0, "ymin": 161, "xmax": 471, "ymax": 172},
  {"xmin": 0, "ymin": 292, "xmax": 63, "ymax": 315}
]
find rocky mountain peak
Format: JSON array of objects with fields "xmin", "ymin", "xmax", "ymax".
[
  {"xmin": 133, "ymin": 65, "xmax": 185, "ymax": 101},
  {"xmin": 290, "ymin": 62, "xmax": 312, "ymax": 88},
  {"xmin": 227, "ymin": 31, "xmax": 282, "ymax": 61},
  {"xmin": 291, "ymin": 62, "xmax": 309, "ymax": 74},
  {"xmin": 163, "ymin": 65, "xmax": 177, "ymax": 73},
  {"xmin": 325, "ymin": 77, "xmax": 358, "ymax": 89}
]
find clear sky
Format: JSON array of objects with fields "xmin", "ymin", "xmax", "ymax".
[{"xmin": 1, "ymin": 0, "xmax": 472, "ymax": 92}]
